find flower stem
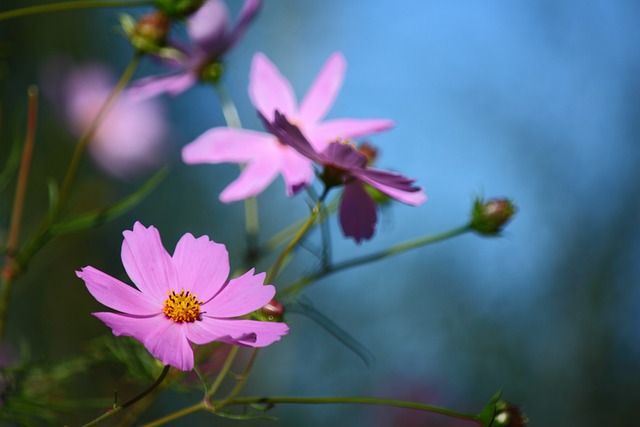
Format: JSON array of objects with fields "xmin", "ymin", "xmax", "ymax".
[
  {"xmin": 217, "ymin": 348, "xmax": 260, "ymax": 407},
  {"xmin": 0, "ymin": 86, "xmax": 38, "ymax": 340},
  {"xmin": 280, "ymin": 224, "xmax": 472, "ymax": 297},
  {"xmin": 0, "ymin": 0, "xmax": 153, "ymax": 21},
  {"xmin": 140, "ymin": 402, "xmax": 205, "ymax": 427},
  {"xmin": 81, "ymin": 365, "xmax": 171, "ymax": 427},
  {"xmin": 268, "ymin": 193, "xmax": 327, "ymax": 283},
  {"xmin": 213, "ymin": 82, "xmax": 260, "ymax": 266},
  {"xmin": 207, "ymin": 345, "xmax": 239, "ymax": 397},
  {"xmin": 225, "ymin": 395, "xmax": 481, "ymax": 425}
]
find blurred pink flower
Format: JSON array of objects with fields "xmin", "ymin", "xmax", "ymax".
[
  {"xmin": 182, "ymin": 52, "xmax": 394, "ymax": 202},
  {"xmin": 129, "ymin": 0, "xmax": 261, "ymax": 100},
  {"xmin": 76, "ymin": 222, "xmax": 289, "ymax": 371},
  {"xmin": 56, "ymin": 63, "xmax": 169, "ymax": 179}
]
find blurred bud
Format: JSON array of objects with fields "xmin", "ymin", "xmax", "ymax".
[
  {"xmin": 261, "ymin": 300, "xmax": 285, "ymax": 322},
  {"xmin": 492, "ymin": 400, "xmax": 528, "ymax": 427},
  {"xmin": 121, "ymin": 11, "xmax": 171, "ymax": 54},
  {"xmin": 470, "ymin": 197, "xmax": 516, "ymax": 235},
  {"xmin": 357, "ymin": 142, "xmax": 378, "ymax": 166},
  {"xmin": 199, "ymin": 61, "xmax": 225, "ymax": 84},
  {"xmin": 155, "ymin": 0, "xmax": 205, "ymax": 18}
]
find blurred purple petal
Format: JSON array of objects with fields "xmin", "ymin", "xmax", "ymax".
[
  {"xmin": 225, "ymin": 0, "xmax": 262, "ymax": 51},
  {"xmin": 323, "ymin": 141, "xmax": 369, "ymax": 170},
  {"xmin": 340, "ymin": 181, "xmax": 377, "ymax": 243},
  {"xmin": 188, "ymin": 0, "xmax": 229, "ymax": 54},
  {"xmin": 128, "ymin": 72, "xmax": 197, "ymax": 101},
  {"xmin": 310, "ymin": 118, "xmax": 395, "ymax": 149},
  {"xmin": 357, "ymin": 169, "xmax": 427, "ymax": 206}
]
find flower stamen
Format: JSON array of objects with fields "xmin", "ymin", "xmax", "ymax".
[{"xmin": 163, "ymin": 290, "xmax": 203, "ymax": 323}]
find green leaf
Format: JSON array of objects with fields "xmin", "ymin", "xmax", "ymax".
[{"xmin": 478, "ymin": 389, "xmax": 503, "ymax": 427}]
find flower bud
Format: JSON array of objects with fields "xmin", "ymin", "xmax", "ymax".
[
  {"xmin": 121, "ymin": 11, "xmax": 171, "ymax": 54},
  {"xmin": 155, "ymin": 0, "xmax": 205, "ymax": 18},
  {"xmin": 261, "ymin": 300, "xmax": 285, "ymax": 322},
  {"xmin": 199, "ymin": 61, "xmax": 225, "ymax": 84},
  {"xmin": 492, "ymin": 400, "xmax": 528, "ymax": 427},
  {"xmin": 470, "ymin": 197, "xmax": 516, "ymax": 235}
]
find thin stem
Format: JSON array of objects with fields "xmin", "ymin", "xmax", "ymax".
[
  {"xmin": 0, "ymin": 86, "xmax": 38, "ymax": 339},
  {"xmin": 81, "ymin": 365, "xmax": 171, "ymax": 427},
  {"xmin": 280, "ymin": 224, "xmax": 472, "ymax": 298},
  {"xmin": 52, "ymin": 53, "xmax": 142, "ymax": 221},
  {"xmin": 207, "ymin": 345, "xmax": 239, "ymax": 397},
  {"xmin": 268, "ymin": 194, "xmax": 326, "ymax": 283},
  {"xmin": 217, "ymin": 348, "xmax": 260, "ymax": 408},
  {"xmin": 213, "ymin": 82, "xmax": 260, "ymax": 266},
  {"xmin": 0, "ymin": 0, "xmax": 153, "ymax": 21},
  {"xmin": 225, "ymin": 396, "xmax": 481, "ymax": 425},
  {"xmin": 141, "ymin": 402, "xmax": 205, "ymax": 427}
]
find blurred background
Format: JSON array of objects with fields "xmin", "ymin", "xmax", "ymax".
[{"xmin": 1, "ymin": 0, "xmax": 640, "ymax": 426}]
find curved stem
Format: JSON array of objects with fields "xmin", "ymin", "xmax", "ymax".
[
  {"xmin": 81, "ymin": 365, "xmax": 171, "ymax": 427},
  {"xmin": 217, "ymin": 348, "xmax": 260, "ymax": 407},
  {"xmin": 268, "ymin": 193, "xmax": 326, "ymax": 284},
  {"xmin": 280, "ymin": 224, "xmax": 472, "ymax": 297},
  {"xmin": 141, "ymin": 402, "xmax": 205, "ymax": 427},
  {"xmin": 226, "ymin": 396, "xmax": 481, "ymax": 425},
  {"xmin": 207, "ymin": 345, "xmax": 239, "ymax": 397},
  {"xmin": 0, "ymin": 0, "xmax": 153, "ymax": 21}
]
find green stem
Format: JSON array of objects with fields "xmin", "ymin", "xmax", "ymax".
[
  {"xmin": 0, "ymin": 0, "xmax": 154, "ymax": 21},
  {"xmin": 52, "ymin": 52, "xmax": 142, "ymax": 221},
  {"xmin": 226, "ymin": 396, "xmax": 481, "ymax": 425},
  {"xmin": 280, "ymin": 224, "xmax": 472, "ymax": 297},
  {"xmin": 141, "ymin": 402, "xmax": 205, "ymax": 427},
  {"xmin": 207, "ymin": 345, "xmax": 239, "ymax": 397},
  {"xmin": 217, "ymin": 348, "xmax": 260, "ymax": 408},
  {"xmin": 213, "ymin": 82, "xmax": 260, "ymax": 266},
  {"xmin": 81, "ymin": 365, "xmax": 171, "ymax": 427},
  {"xmin": 267, "ymin": 194, "xmax": 326, "ymax": 284}
]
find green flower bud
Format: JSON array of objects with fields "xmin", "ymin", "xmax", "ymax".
[
  {"xmin": 121, "ymin": 11, "xmax": 171, "ymax": 54},
  {"xmin": 492, "ymin": 400, "xmax": 528, "ymax": 427},
  {"xmin": 199, "ymin": 61, "xmax": 225, "ymax": 84},
  {"xmin": 470, "ymin": 197, "xmax": 516, "ymax": 235}
]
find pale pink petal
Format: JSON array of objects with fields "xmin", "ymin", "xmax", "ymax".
[
  {"xmin": 188, "ymin": 0, "xmax": 229, "ymax": 52},
  {"xmin": 340, "ymin": 181, "xmax": 377, "ymax": 243},
  {"xmin": 77, "ymin": 266, "xmax": 160, "ymax": 315},
  {"xmin": 279, "ymin": 146, "xmax": 314, "ymax": 196},
  {"xmin": 121, "ymin": 222, "xmax": 178, "ymax": 303},
  {"xmin": 182, "ymin": 128, "xmax": 274, "ymax": 164},
  {"xmin": 358, "ymin": 173, "xmax": 427, "ymax": 206},
  {"xmin": 299, "ymin": 52, "xmax": 346, "ymax": 124},
  {"xmin": 128, "ymin": 72, "xmax": 197, "ymax": 102},
  {"xmin": 172, "ymin": 233, "xmax": 229, "ymax": 301},
  {"xmin": 249, "ymin": 53, "xmax": 297, "ymax": 120},
  {"xmin": 203, "ymin": 269, "xmax": 274, "ymax": 318},
  {"xmin": 310, "ymin": 118, "xmax": 395, "ymax": 149},
  {"xmin": 186, "ymin": 317, "xmax": 289, "ymax": 347},
  {"xmin": 219, "ymin": 156, "xmax": 282, "ymax": 203}
]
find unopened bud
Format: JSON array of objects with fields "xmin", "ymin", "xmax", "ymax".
[
  {"xmin": 121, "ymin": 12, "xmax": 171, "ymax": 54},
  {"xmin": 261, "ymin": 300, "xmax": 285, "ymax": 321},
  {"xmin": 492, "ymin": 400, "xmax": 528, "ymax": 427},
  {"xmin": 470, "ymin": 197, "xmax": 516, "ymax": 235}
]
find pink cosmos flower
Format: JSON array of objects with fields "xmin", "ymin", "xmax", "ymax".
[
  {"xmin": 48, "ymin": 62, "xmax": 168, "ymax": 179},
  {"xmin": 76, "ymin": 222, "xmax": 289, "ymax": 371},
  {"xmin": 263, "ymin": 111, "xmax": 427, "ymax": 243},
  {"xmin": 182, "ymin": 52, "xmax": 394, "ymax": 202},
  {"xmin": 130, "ymin": 0, "xmax": 261, "ymax": 100}
]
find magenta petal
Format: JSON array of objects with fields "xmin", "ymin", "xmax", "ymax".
[
  {"xmin": 340, "ymin": 181, "xmax": 378, "ymax": 243},
  {"xmin": 128, "ymin": 72, "xmax": 197, "ymax": 101},
  {"xmin": 279, "ymin": 146, "xmax": 314, "ymax": 196},
  {"xmin": 358, "ymin": 170, "xmax": 427, "ymax": 206},
  {"xmin": 182, "ymin": 128, "xmax": 274, "ymax": 164},
  {"xmin": 249, "ymin": 53, "xmax": 297, "ymax": 120},
  {"xmin": 310, "ymin": 118, "xmax": 395, "ymax": 148},
  {"xmin": 186, "ymin": 317, "xmax": 288, "ymax": 347},
  {"xmin": 77, "ymin": 267, "xmax": 160, "ymax": 315},
  {"xmin": 188, "ymin": 0, "xmax": 229, "ymax": 53},
  {"xmin": 93, "ymin": 312, "xmax": 166, "ymax": 341},
  {"xmin": 144, "ymin": 321, "xmax": 194, "ymax": 371},
  {"xmin": 172, "ymin": 233, "xmax": 230, "ymax": 302},
  {"xmin": 219, "ymin": 156, "xmax": 282, "ymax": 203},
  {"xmin": 121, "ymin": 222, "xmax": 178, "ymax": 302},
  {"xmin": 299, "ymin": 52, "xmax": 346, "ymax": 124},
  {"xmin": 203, "ymin": 269, "xmax": 274, "ymax": 318}
]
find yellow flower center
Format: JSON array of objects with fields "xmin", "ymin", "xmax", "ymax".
[{"xmin": 163, "ymin": 290, "xmax": 203, "ymax": 323}]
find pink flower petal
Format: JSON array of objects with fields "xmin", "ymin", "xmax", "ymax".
[
  {"xmin": 340, "ymin": 181, "xmax": 378, "ymax": 243},
  {"xmin": 249, "ymin": 53, "xmax": 297, "ymax": 120},
  {"xmin": 310, "ymin": 118, "xmax": 395, "ymax": 150},
  {"xmin": 77, "ymin": 266, "xmax": 160, "ymax": 315},
  {"xmin": 203, "ymin": 269, "xmax": 274, "ymax": 318},
  {"xmin": 358, "ymin": 172, "xmax": 427, "ymax": 206},
  {"xmin": 298, "ymin": 52, "xmax": 346, "ymax": 124},
  {"xmin": 219, "ymin": 156, "xmax": 282, "ymax": 203},
  {"xmin": 279, "ymin": 146, "xmax": 314, "ymax": 196},
  {"xmin": 188, "ymin": 0, "xmax": 229, "ymax": 52},
  {"xmin": 172, "ymin": 233, "xmax": 230, "ymax": 302},
  {"xmin": 128, "ymin": 72, "xmax": 197, "ymax": 102},
  {"xmin": 186, "ymin": 317, "xmax": 288, "ymax": 347},
  {"xmin": 182, "ymin": 128, "xmax": 274, "ymax": 164},
  {"xmin": 121, "ymin": 222, "xmax": 178, "ymax": 303}
]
